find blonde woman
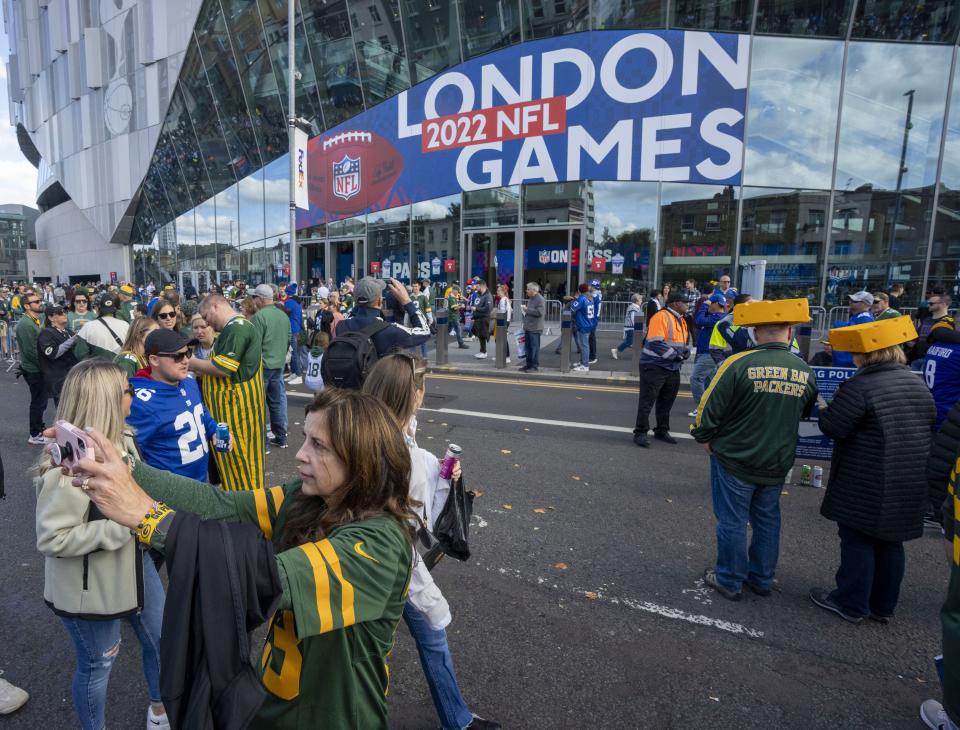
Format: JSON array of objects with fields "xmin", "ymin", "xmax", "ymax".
[
  {"xmin": 190, "ymin": 313, "xmax": 215, "ymax": 360},
  {"xmin": 114, "ymin": 316, "xmax": 159, "ymax": 378},
  {"xmin": 34, "ymin": 360, "xmax": 167, "ymax": 730}
]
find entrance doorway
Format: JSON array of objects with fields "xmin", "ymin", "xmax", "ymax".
[
  {"xmin": 522, "ymin": 228, "xmax": 582, "ymax": 301},
  {"xmin": 465, "ymin": 231, "xmax": 516, "ymax": 292},
  {"xmin": 329, "ymin": 238, "xmax": 365, "ymax": 287}
]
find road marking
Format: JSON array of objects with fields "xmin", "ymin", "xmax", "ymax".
[
  {"xmin": 418, "ymin": 406, "xmax": 695, "ymax": 440},
  {"xmin": 428, "ymin": 372, "xmax": 640, "ymax": 393},
  {"xmin": 490, "ymin": 564, "xmax": 764, "ymax": 639}
]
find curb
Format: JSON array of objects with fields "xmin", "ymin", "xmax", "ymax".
[{"xmin": 426, "ymin": 363, "xmax": 641, "ymax": 387}]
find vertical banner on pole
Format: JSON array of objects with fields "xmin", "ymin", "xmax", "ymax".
[{"xmin": 295, "ymin": 127, "xmax": 309, "ymax": 210}]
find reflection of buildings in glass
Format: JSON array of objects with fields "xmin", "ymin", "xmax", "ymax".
[
  {"xmin": 0, "ymin": 205, "xmax": 38, "ymax": 281},
  {"xmin": 463, "ymin": 187, "xmax": 520, "ymax": 227},
  {"xmin": 660, "ymin": 186, "xmax": 738, "ymax": 269}
]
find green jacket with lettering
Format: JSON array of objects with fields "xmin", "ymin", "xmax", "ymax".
[{"xmin": 691, "ymin": 342, "xmax": 818, "ymax": 485}]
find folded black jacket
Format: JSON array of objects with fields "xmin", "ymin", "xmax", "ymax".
[{"xmin": 161, "ymin": 512, "xmax": 283, "ymax": 730}]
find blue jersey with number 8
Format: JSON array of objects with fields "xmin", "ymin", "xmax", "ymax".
[{"xmin": 925, "ymin": 342, "xmax": 960, "ymax": 429}]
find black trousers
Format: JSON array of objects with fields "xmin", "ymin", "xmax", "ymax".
[
  {"xmin": 589, "ymin": 329, "xmax": 597, "ymax": 361},
  {"xmin": 23, "ymin": 370, "xmax": 47, "ymax": 437},
  {"xmin": 829, "ymin": 523, "xmax": 905, "ymax": 619},
  {"xmin": 475, "ymin": 318, "xmax": 490, "ymax": 354},
  {"xmin": 634, "ymin": 364, "xmax": 680, "ymax": 436}
]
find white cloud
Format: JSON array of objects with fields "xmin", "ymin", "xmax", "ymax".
[{"xmin": 0, "ymin": 32, "xmax": 37, "ymax": 207}]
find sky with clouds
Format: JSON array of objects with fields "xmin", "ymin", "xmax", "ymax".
[{"xmin": 0, "ymin": 32, "xmax": 37, "ymax": 208}]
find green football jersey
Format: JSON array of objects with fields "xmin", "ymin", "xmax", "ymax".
[
  {"xmin": 253, "ymin": 304, "xmax": 292, "ymax": 370},
  {"xmin": 211, "ymin": 315, "xmax": 262, "ymax": 383}
]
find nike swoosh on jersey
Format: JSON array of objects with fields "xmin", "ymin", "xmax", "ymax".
[{"xmin": 354, "ymin": 541, "xmax": 379, "ymax": 563}]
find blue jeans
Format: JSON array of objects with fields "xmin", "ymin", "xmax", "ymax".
[
  {"xmin": 449, "ymin": 319, "xmax": 464, "ymax": 346},
  {"xmin": 403, "ymin": 602, "xmax": 473, "ymax": 730},
  {"xmin": 829, "ymin": 523, "xmax": 905, "ymax": 619},
  {"xmin": 59, "ymin": 554, "xmax": 165, "ymax": 730},
  {"xmin": 574, "ymin": 329, "xmax": 590, "ymax": 367},
  {"xmin": 263, "ymin": 367, "xmax": 288, "ymax": 443},
  {"xmin": 616, "ymin": 328, "xmax": 634, "ymax": 352},
  {"xmin": 710, "ymin": 456, "xmax": 782, "ymax": 593},
  {"xmin": 690, "ymin": 352, "xmax": 718, "ymax": 406},
  {"xmin": 525, "ymin": 330, "xmax": 541, "ymax": 369},
  {"xmin": 289, "ymin": 334, "xmax": 303, "ymax": 375}
]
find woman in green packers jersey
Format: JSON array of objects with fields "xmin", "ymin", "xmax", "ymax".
[
  {"xmin": 113, "ymin": 316, "xmax": 158, "ymax": 377},
  {"xmin": 67, "ymin": 292, "xmax": 96, "ymax": 333},
  {"xmin": 56, "ymin": 389, "xmax": 417, "ymax": 729}
]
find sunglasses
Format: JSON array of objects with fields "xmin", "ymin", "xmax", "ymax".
[
  {"xmin": 124, "ymin": 387, "xmax": 135, "ymax": 397},
  {"xmin": 74, "ymin": 299, "xmax": 88, "ymax": 304},
  {"xmin": 50, "ymin": 308, "xmax": 66, "ymax": 315},
  {"xmin": 157, "ymin": 311, "xmax": 177, "ymax": 320},
  {"xmin": 25, "ymin": 299, "xmax": 40, "ymax": 306},
  {"xmin": 155, "ymin": 349, "xmax": 192, "ymax": 363}
]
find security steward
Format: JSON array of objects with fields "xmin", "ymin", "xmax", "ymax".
[
  {"xmin": 633, "ymin": 292, "xmax": 690, "ymax": 447},
  {"xmin": 691, "ymin": 299, "xmax": 818, "ymax": 601}
]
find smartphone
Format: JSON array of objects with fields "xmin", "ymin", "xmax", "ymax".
[{"xmin": 51, "ymin": 420, "xmax": 95, "ymax": 473}]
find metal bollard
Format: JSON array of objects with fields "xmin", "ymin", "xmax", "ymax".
[
  {"xmin": 435, "ymin": 311, "xmax": 448, "ymax": 366},
  {"xmin": 631, "ymin": 317, "xmax": 644, "ymax": 377},
  {"xmin": 560, "ymin": 310, "xmax": 572, "ymax": 373},
  {"xmin": 495, "ymin": 316, "xmax": 507, "ymax": 369}
]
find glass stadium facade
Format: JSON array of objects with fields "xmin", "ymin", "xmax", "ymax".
[{"xmin": 8, "ymin": 0, "xmax": 960, "ymax": 306}]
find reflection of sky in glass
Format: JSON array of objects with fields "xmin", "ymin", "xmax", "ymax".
[
  {"xmin": 263, "ymin": 154, "xmax": 290, "ymax": 237},
  {"xmin": 836, "ymin": 42, "xmax": 951, "ymax": 191},
  {"xmin": 413, "ymin": 194, "xmax": 460, "ymax": 221},
  {"xmin": 744, "ymin": 37, "xmax": 842, "ymax": 190},
  {"xmin": 939, "ymin": 67, "xmax": 960, "ymax": 190},
  {"xmin": 591, "ymin": 181, "xmax": 659, "ymax": 238}
]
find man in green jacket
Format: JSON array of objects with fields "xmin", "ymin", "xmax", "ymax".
[
  {"xmin": 253, "ymin": 284, "xmax": 292, "ymax": 450},
  {"xmin": 15, "ymin": 289, "xmax": 47, "ymax": 444},
  {"xmin": 692, "ymin": 299, "xmax": 818, "ymax": 601}
]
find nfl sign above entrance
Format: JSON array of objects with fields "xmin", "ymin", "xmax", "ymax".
[{"xmin": 298, "ymin": 29, "xmax": 748, "ymax": 227}]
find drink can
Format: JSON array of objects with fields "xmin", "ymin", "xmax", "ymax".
[
  {"xmin": 785, "ymin": 468, "xmax": 793, "ymax": 485},
  {"xmin": 438, "ymin": 444, "xmax": 462, "ymax": 481},
  {"xmin": 800, "ymin": 464, "xmax": 812, "ymax": 485},
  {"xmin": 215, "ymin": 423, "xmax": 230, "ymax": 452},
  {"xmin": 813, "ymin": 465, "xmax": 823, "ymax": 489}
]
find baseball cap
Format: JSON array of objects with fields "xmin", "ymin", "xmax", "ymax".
[
  {"xmin": 355, "ymin": 276, "xmax": 387, "ymax": 305},
  {"xmin": 709, "ymin": 292, "xmax": 728, "ymax": 304},
  {"xmin": 848, "ymin": 291, "xmax": 875, "ymax": 305},
  {"xmin": 95, "ymin": 293, "xmax": 117, "ymax": 313},
  {"xmin": 253, "ymin": 284, "xmax": 274, "ymax": 299},
  {"xmin": 144, "ymin": 329, "xmax": 198, "ymax": 357},
  {"xmin": 44, "ymin": 304, "xmax": 66, "ymax": 317},
  {"xmin": 285, "ymin": 282, "xmax": 298, "ymax": 295},
  {"xmin": 590, "ymin": 279, "xmax": 601, "ymax": 288},
  {"xmin": 667, "ymin": 292, "xmax": 687, "ymax": 304}
]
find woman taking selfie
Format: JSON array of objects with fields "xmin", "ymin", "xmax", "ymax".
[
  {"xmin": 114, "ymin": 316, "xmax": 159, "ymax": 378},
  {"xmin": 63, "ymin": 389, "xmax": 416, "ymax": 729},
  {"xmin": 363, "ymin": 353, "xmax": 498, "ymax": 730},
  {"xmin": 34, "ymin": 360, "xmax": 167, "ymax": 730}
]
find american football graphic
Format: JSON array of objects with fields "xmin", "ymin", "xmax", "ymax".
[{"xmin": 307, "ymin": 130, "xmax": 404, "ymax": 217}]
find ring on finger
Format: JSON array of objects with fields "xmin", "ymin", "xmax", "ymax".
[{"xmin": 81, "ymin": 477, "xmax": 91, "ymax": 491}]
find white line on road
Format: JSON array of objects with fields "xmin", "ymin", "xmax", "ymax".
[
  {"xmin": 289, "ymin": 391, "xmax": 695, "ymax": 440},
  {"xmin": 490, "ymin": 564, "xmax": 764, "ymax": 639}
]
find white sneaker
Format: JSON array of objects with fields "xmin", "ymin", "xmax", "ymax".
[
  {"xmin": 146, "ymin": 705, "xmax": 171, "ymax": 730},
  {"xmin": 287, "ymin": 376, "xmax": 303, "ymax": 386},
  {"xmin": 0, "ymin": 676, "xmax": 28, "ymax": 714},
  {"xmin": 27, "ymin": 434, "xmax": 45, "ymax": 445},
  {"xmin": 505, "ymin": 357, "xmax": 511, "ymax": 364},
  {"xmin": 687, "ymin": 410, "xmax": 698, "ymax": 418},
  {"xmin": 611, "ymin": 348, "xmax": 618, "ymax": 360},
  {"xmin": 474, "ymin": 352, "xmax": 487, "ymax": 359},
  {"xmin": 589, "ymin": 358, "xmax": 598, "ymax": 364},
  {"xmin": 920, "ymin": 699, "xmax": 949, "ymax": 730},
  {"xmin": 572, "ymin": 364, "xmax": 589, "ymax": 372}
]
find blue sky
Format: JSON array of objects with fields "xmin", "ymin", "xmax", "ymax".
[{"xmin": 0, "ymin": 30, "xmax": 37, "ymax": 207}]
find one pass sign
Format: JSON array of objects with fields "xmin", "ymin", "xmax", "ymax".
[
  {"xmin": 590, "ymin": 256, "xmax": 606, "ymax": 273},
  {"xmin": 444, "ymin": 259, "xmax": 457, "ymax": 273},
  {"xmin": 369, "ymin": 261, "xmax": 381, "ymax": 274}
]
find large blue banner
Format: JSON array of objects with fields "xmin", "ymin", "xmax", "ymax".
[{"xmin": 298, "ymin": 30, "xmax": 748, "ymax": 227}]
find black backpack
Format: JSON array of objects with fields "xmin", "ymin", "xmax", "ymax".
[{"xmin": 320, "ymin": 320, "xmax": 391, "ymax": 389}]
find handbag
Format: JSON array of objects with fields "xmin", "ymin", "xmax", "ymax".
[
  {"xmin": 417, "ymin": 474, "xmax": 475, "ymax": 571},
  {"xmin": 514, "ymin": 330, "xmax": 526, "ymax": 359}
]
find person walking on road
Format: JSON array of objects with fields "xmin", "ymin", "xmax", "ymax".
[
  {"xmin": 520, "ymin": 282, "xmax": 545, "ymax": 372},
  {"xmin": 252, "ymin": 284, "xmax": 292, "ymax": 451},
  {"xmin": 691, "ymin": 299, "xmax": 817, "ymax": 601},
  {"xmin": 16, "ymin": 289, "xmax": 46, "ymax": 444},
  {"xmin": 612, "ymin": 293, "xmax": 642, "ymax": 361},
  {"xmin": 633, "ymin": 292, "xmax": 689, "ymax": 447},
  {"xmin": 688, "ymin": 292, "xmax": 727, "ymax": 417},
  {"xmin": 809, "ymin": 317, "xmax": 935, "ymax": 624}
]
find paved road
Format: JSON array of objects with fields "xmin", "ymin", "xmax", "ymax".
[{"xmin": 0, "ymin": 368, "xmax": 946, "ymax": 728}]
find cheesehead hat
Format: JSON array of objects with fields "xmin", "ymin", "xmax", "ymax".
[
  {"xmin": 828, "ymin": 315, "xmax": 918, "ymax": 354},
  {"xmin": 733, "ymin": 298, "xmax": 810, "ymax": 327}
]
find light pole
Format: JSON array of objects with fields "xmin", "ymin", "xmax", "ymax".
[
  {"xmin": 287, "ymin": 0, "xmax": 299, "ymax": 286},
  {"xmin": 888, "ymin": 89, "xmax": 914, "ymax": 287}
]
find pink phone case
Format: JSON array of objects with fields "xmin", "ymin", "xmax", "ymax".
[{"xmin": 52, "ymin": 420, "xmax": 95, "ymax": 472}]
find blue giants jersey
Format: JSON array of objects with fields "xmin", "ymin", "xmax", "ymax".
[
  {"xmin": 128, "ymin": 375, "xmax": 219, "ymax": 481},
  {"xmin": 925, "ymin": 342, "xmax": 960, "ymax": 429}
]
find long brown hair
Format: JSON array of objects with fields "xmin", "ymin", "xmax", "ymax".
[
  {"xmin": 362, "ymin": 352, "xmax": 427, "ymax": 427},
  {"xmin": 281, "ymin": 389, "xmax": 417, "ymax": 550}
]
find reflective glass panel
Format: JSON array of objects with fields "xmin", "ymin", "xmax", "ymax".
[
  {"xmin": 522, "ymin": 182, "xmax": 585, "ymax": 225},
  {"xmin": 852, "ymin": 0, "xmax": 960, "ymax": 43},
  {"xmin": 349, "ymin": 0, "xmax": 411, "ymax": 106},
  {"xmin": 368, "ymin": 204, "xmax": 412, "ymax": 282},
  {"xmin": 658, "ymin": 183, "xmax": 738, "ymax": 288},
  {"xmin": 263, "ymin": 154, "xmax": 290, "ymax": 238},
  {"xmin": 739, "ymin": 187, "xmax": 829, "ymax": 300},
  {"xmin": 836, "ymin": 43, "xmax": 951, "ymax": 192},
  {"xmin": 523, "ymin": 0, "xmax": 589, "ymax": 38},
  {"xmin": 264, "ymin": 233, "xmax": 290, "ymax": 285},
  {"xmin": 588, "ymin": 181, "xmax": 658, "ymax": 299},
  {"xmin": 327, "ymin": 215, "xmax": 367, "ymax": 237},
  {"xmin": 459, "ymin": 0, "xmax": 522, "ymax": 59},
  {"xmin": 754, "ymin": 0, "xmax": 853, "ymax": 36},
  {"xmin": 221, "ymin": 0, "xmax": 288, "ymax": 160},
  {"xmin": 215, "ymin": 184, "xmax": 240, "ymax": 273},
  {"xmin": 193, "ymin": 3, "xmax": 263, "ymax": 175},
  {"xmin": 194, "ymin": 197, "xmax": 220, "ymax": 272},
  {"xmin": 592, "ymin": 0, "xmax": 666, "ymax": 29},
  {"xmin": 463, "ymin": 186, "xmax": 520, "ymax": 227},
  {"xmin": 402, "ymin": 0, "xmax": 462, "ymax": 83},
  {"xmin": 927, "ymin": 62, "xmax": 960, "ymax": 301},
  {"xmin": 671, "ymin": 0, "xmax": 752, "ymax": 31},
  {"xmin": 413, "ymin": 194, "xmax": 461, "ymax": 288},
  {"xmin": 151, "ymin": 118, "xmax": 193, "ymax": 219},
  {"xmin": 744, "ymin": 37, "xmax": 842, "ymax": 190},
  {"xmin": 301, "ymin": 0, "xmax": 365, "ymax": 126},
  {"xmin": 238, "ymin": 169, "xmax": 266, "ymax": 244},
  {"xmin": 239, "ymin": 240, "xmax": 268, "ymax": 285},
  {"xmin": 167, "ymin": 84, "xmax": 215, "ymax": 207}
]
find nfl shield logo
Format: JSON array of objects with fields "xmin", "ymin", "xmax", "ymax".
[
  {"xmin": 538, "ymin": 250, "xmax": 550, "ymax": 264},
  {"xmin": 333, "ymin": 155, "xmax": 361, "ymax": 201}
]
